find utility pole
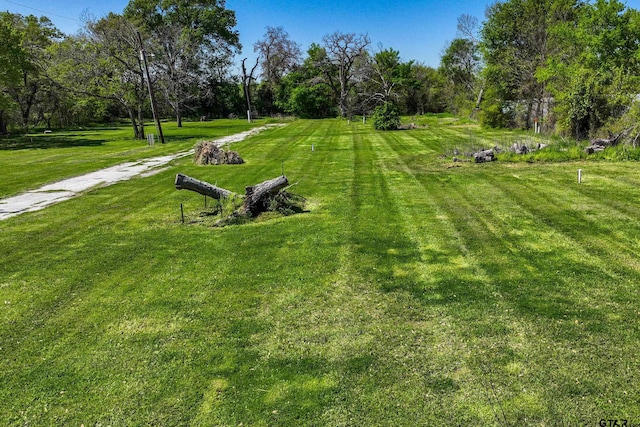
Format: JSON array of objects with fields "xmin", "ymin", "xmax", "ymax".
[{"xmin": 137, "ymin": 30, "xmax": 165, "ymax": 144}]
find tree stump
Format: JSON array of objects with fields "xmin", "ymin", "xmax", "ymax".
[{"xmin": 243, "ymin": 175, "xmax": 289, "ymax": 215}]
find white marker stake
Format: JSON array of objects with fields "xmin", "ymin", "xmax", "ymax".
[{"xmin": 578, "ymin": 169, "xmax": 582, "ymax": 183}]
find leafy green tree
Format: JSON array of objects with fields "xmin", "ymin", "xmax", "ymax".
[
  {"xmin": 368, "ymin": 48, "xmax": 403, "ymax": 104},
  {"xmin": 0, "ymin": 16, "xmax": 24, "ymax": 133},
  {"xmin": 0, "ymin": 12, "xmax": 61, "ymax": 133},
  {"xmin": 196, "ymin": 39, "xmax": 241, "ymax": 118},
  {"xmin": 43, "ymin": 38, "xmax": 114, "ymax": 127},
  {"xmin": 71, "ymin": 14, "xmax": 150, "ymax": 139},
  {"xmin": 538, "ymin": 0, "xmax": 640, "ymax": 137},
  {"xmin": 289, "ymin": 85, "xmax": 335, "ymax": 118},
  {"xmin": 124, "ymin": 0, "xmax": 240, "ymax": 127},
  {"xmin": 405, "ymin": 64, "xmax": 448, "ymax": 115},
  {"xmin": 360, "ymin": 48, "xmax": 417, "ymax": 113},
  {"xmin": 275, "ymin": 43, "xmax": 337, "ymax": 118},
  {"xmin": 372, "ymin": 102, "xmax": 400, "ymax": 130},
  {"xmin": 440, "ymin": 38, "xmax": 481, "ymax": 115},
  {"xmin": 199, "ymin": 75, "xmax": 244, "ymax": 118},
  {"xmin": 480, "ymin": 0, "xmax": 579, "ymax": 129}
]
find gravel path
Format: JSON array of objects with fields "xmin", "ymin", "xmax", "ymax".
[{"xmin": 0, "ymin": 125, "xmax": 281, "ymax": 221}]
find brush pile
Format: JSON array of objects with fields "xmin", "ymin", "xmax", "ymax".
[{"xmin": 194, "ymin": 141, "xmax": 244, "ymax": 165}]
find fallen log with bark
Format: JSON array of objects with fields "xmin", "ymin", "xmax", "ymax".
[
  {"xmin": 175, "ymin": 173, "xmax": 293, "ymax": 218},
  {"xmin": 244, "ymin": 175, "xmax": 289, "ymax": 215},
  {"xmin": 584, "ymin": 130, "xmax": 627, "ymax": 154},
  {"xmin": 175, "ymin": 173, "xmax": 232, "ymax": 200}
]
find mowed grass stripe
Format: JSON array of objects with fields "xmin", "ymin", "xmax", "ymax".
[
  {"xmin": 323, "ymin": 127, "xmax": 498, "ymax": 424},
  {"xmin": 483, "ymin": 164, "xmax": 640, "ymax": 278},
  {"xmin": 371, "ymin": 127, "xmax": 640, "ymax": 422},
  {"xmin": 368, "ymin": 128, "xmax": 538, "ymax": 423}
]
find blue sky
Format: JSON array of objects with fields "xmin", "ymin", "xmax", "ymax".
[
  {"xmin": 3, "ymin": 0, "xmax": 640, "ymax": 69},
  {"xmin": 0, "ymin": 0, "xmax": 489, "ymax": 67}
]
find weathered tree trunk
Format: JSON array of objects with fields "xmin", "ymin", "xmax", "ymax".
[
  {"xmin": 242, "ymin": 58, "xmax": 259, "ymax": 123},
  {"xmin": 127, "ymin": 108, "xmax": 142, "ymax": 140},
  {"xmin": 475, "ymin": 86, "xmax": 484, "ymax": 109},
  {"xmin": 137, "ymin": 104, "xmax": 145, "ymax": 140},
  {"xmin": 175, "ymin": 173, "xmax": 232, "ymax": 200},
  {"xmin": 0, "ymin": 110, "xmax": 7, "ymax": 135},
  {"xmin": 591, "ymin": 132, "xmax": 624, "ymax": 147},
  {"xmin": 244, "ymin": 175, "xmax": 289, "ymax": 215},
  {"xmin": 584, "ymin": 130, "xmax": 628, "ymax": 154}
]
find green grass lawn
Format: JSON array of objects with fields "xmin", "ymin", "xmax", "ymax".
[
  {"xmin": 0, "ymin": 119, "xmax": 264, "ymax": 199},
  {"xmin": 1, "ymin": 117, "xmax": 639, "ymax": 425}
]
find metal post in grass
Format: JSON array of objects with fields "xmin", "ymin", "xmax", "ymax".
[
  {"xmin": 578, "ymin": 169, "xmax": 582, "ymax": 184},
  {"xmin": 180, "ymin": 203, "xmax": 185, "ymax": 223},
  {"xmin": 137, "ymin": 31, "xmax": 165, "ymax": 144}
]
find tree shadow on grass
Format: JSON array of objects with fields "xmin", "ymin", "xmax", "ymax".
[{"xmin": 0, "ymin": 134, "xmax": 106, "ymax": 150}]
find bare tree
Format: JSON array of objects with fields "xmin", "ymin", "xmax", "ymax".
[
  {"xmin": 149, "ymin": 22, "xmax": 199, "ymax": 128},
  {"xmin": 454, "ymin": 14, "xmax": 484, "ymax": 110},
  {"xmin": 241, "ymin": 57, "xmax": 259, "ymax": 122},
  {"xmin": 457, "ymin": 14, "xmax": 479, "ymax": 43},
  {"xmin": 367, "ymin": 47, "xmax": 404, "ymax": 105},
  {"xmin": 253, "ymin": 26, "xmax": 301, "ymax": 87},
  {"xmin": 321, "ymin": 31, "xmax": 370, "ymax": 117}
]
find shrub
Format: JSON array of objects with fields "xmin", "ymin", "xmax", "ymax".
[{"xmin": 372, "ymin": 102, "xmax": 400, "ymax": 131}]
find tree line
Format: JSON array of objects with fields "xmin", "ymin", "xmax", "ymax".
[{"xmin": 1, "ymin": 0, "xmax": 639, "ymax": 140}]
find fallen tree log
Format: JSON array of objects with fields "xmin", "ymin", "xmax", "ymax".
[
  {"xmin": 244, "ymin": 175, "xmax": 289, "ymax": 215},
  {"xmin": 175, "ymin": 173, "xmax": 232, "ymax": 200},
  {"xmin": 590, "ymin": 131, "xmax": 624, "ymax": 148},
  {"xmin": 583, "ymin": 145, "xmax": 606, "ymax": 154},
  {"xmin": 584, "ymin": 130, "xmax": 629, "ymax": 154}
]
